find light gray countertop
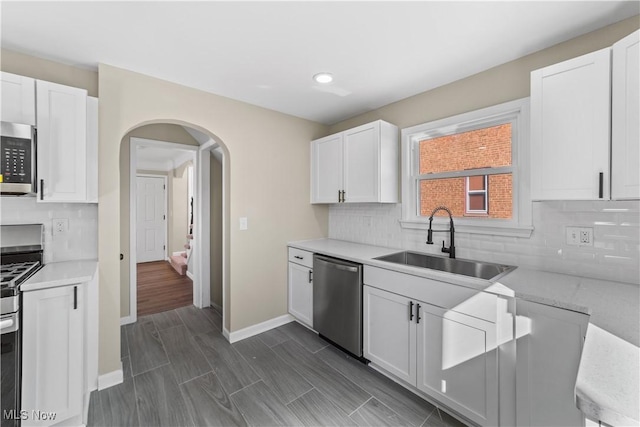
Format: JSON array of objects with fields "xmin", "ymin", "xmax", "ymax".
[
  {"xmin": 21, "ymin": 259, "xmax": 98, "ymax": 292},
  {"xmin": 289, "ymin": 238, "xmax": 640, "ymax": 426}
]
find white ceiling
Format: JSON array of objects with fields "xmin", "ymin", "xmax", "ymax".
[
  {"xmin": 137, "ymin": 146, "xmax": 194, "ymax": 172},
  {"xmin": 2, "ymin": 1, "xmax": 638, "ymax": 124}
]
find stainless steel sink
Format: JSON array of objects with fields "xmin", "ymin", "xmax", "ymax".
[{"xmin": 374, "ymin": 251, "xmax": 515, "ymax": 280}]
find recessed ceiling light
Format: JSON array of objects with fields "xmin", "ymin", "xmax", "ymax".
[{"xmin": 313, "ymin": 72, "xmax": 333, "ymax": 84}]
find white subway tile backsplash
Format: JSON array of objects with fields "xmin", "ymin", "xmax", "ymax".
[
  {"xmin": 1, "ymin": 197, "xmax": 98, "ymax": 264},
  {"xmin": 329, "ymin": 200, "xmax": 640, "ymax": 285}
]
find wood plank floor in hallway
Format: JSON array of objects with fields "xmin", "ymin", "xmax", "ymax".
[{"xmin": 137, "ymin": 260, "xmax": 193, "ymax": 316}]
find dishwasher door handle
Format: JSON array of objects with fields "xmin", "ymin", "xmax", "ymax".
[{"xmin": 314, "ymin": 257, "xmax": 359, "ymax": 273}]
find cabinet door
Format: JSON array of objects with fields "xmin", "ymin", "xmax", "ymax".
[
  {"xmin": 515, "ymin": 300, "xmax": 587, "ymax": 427},
  {"xmin": 288, "ymin": 262, "xmax": 313, "ymax": 327},
  {"xmin": 36, "ymin": 80, "xmax": 88, "ymax": 203},
  {"xmin": 531, "ymin": 48, "xmax": 611, "ymax": 200},
  {"xmin": 0, "ymin": 72, "xmax": 36, "ymax": 125},
  {"xmin": 310, "ymin": 134, "xmax": 343, "ymax": 203},
  {"xmin": 612, "ymin": 30, "xmax": 640, "ymax": 200},
  {"xmin": 343, "ymin": 122, "xmax": 379, "ymax": 203},
  {"xmin": 363, "ymin": 286, "xmax": 416, "ymax": 385},
  {"xmin": 416, "ymin": 303, "xmax": 498, "ymax": 427},
  {"xmin": 22, "ymin": 285, "xmax": 84, "ymax": 427}
]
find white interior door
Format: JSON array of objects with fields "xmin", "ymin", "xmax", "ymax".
[{"xmin": 136, "ymin": 176, "xmax": 166, "ymax": 263}]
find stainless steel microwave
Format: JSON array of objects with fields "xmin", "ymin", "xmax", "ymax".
[{"xmin": 0, "ymin": 122, "xmax": 36, "ymax": 195}]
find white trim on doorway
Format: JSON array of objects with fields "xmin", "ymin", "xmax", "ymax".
[{"xmin": 128, "ymin": 137, "xmax": 198, "ymax": 325}]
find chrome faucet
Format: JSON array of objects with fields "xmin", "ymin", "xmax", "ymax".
[{"xmin": 426, "ymin": 206, "xmax": 456, "ymax": 259}]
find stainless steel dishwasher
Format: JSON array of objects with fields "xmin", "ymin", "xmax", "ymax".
[{"xmin": 313, "ymin": 254, "xmax": 364, "ymax": 359}]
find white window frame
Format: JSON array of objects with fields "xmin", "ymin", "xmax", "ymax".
[
  {"xmin": 400, "ymin": 98, "xmax": 533, "ymax": 237},
  {"xmin": 466, "ymin": 175, "xmax": 488, "ymax": 215}
]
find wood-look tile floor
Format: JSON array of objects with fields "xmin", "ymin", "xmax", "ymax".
[
  {"xmin": 88, "ymin": 306, "xmax": 468, "ymax": 427},
  {"xmin": 137, "ymin": 261, "xmax": 193, "ymax": 316}
]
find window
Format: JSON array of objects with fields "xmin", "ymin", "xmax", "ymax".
[
  {"xmin": 401, "ymin": 98, "xmax": 532, "ymax": 237},
  {"xmin": 466, "ymin": 175, "xmax": 488, "ymax": 214}
]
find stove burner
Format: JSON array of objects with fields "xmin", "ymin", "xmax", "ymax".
[{"xmin": 0, "ymin": 261, "xmax": 41, "ymax": 288}]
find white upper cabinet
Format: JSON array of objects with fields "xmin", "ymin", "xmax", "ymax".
[
  {"xmin": 36, "ymin": 80, "xmax": 88, "ymax": 203},
  {"xmin": 1, "ymin": 71, "xmax": 36, "ymax": 125},
  {"xmin": 311, "ymin": 120, "xmax": 398, "ymax": 204},
  {"xmin": 531, "ymin": 48, "xmax": 611, "ymax": 200},
  {"xmin": 311, "ymin": 133, "xmax": 343, "ymax": 203},
  {"xmin": 611, "ymin": 30, "xmax": 640, "ymax": 200}
]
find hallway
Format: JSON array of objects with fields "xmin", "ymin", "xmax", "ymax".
[{"xmin": 137, "ymin": 261, "xmax": 193, "ymax": 316}]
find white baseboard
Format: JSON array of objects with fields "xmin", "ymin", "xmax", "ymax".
[
  {"xmin": 97, "ymin": 366, "xmax": 123, "ymax": 390},
  {"xmin": 120, "ymin": 315, "xmax": 136, "ymax": 326},
  {"xmin": 172, "ymin": 251, "xmax": 183, "ymax": 256},
  {"xmin": 227, "ymin": 314, "xmax": 294, "ymax": 344},
  {"xmin": 222, "ymin": 327, "xmax": 230, "ymax": 341},
  {"xmin": 186, "ymin": 270, "xmax": 194, "ymax": 280}
]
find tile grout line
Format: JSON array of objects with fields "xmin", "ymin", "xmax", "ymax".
[
  {"xmin": 348, "ymin": 396, "xmax": 373, "ymax": 417},
  {"xmin": 228, "ymin": 378, "xmax": 266, "ymax": 397}
]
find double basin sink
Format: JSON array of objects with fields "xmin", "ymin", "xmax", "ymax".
[{"xmin": 374, "ymin": 251, "xmax": 515, "ymax": 281}]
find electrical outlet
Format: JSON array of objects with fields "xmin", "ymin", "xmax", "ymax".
[
  {"xmin": 52, "ymin": 218, "xmax": 68, "ymax": 235},
  {"xmin": 566, "ymin": 226, "xmax": 593, "ymax": 246},
  {"xmin": 580, "ymin": 228, "xmax": 593, "ymax": 246}
]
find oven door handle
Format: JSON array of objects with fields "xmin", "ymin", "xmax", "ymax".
[{"xmin": 0, "ymin": 318, "xmax": 15, "ymax": 331}]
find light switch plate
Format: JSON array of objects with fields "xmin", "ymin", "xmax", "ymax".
[
  {"xmin": 566, "ymin": 226, "xmax": 593, "ymax": 246},
  {"xmin": 239, "ymin": 217, "xmax": 248, "ymax": 230}
]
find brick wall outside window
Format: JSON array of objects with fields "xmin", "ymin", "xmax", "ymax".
[{"xmin": 419, "ymin": 123, "xmax": 513, "ymax": 219}]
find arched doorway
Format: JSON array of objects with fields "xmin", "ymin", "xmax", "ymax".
[{"xmin": 119, "ymin": 121, "xmax": 229, "ymax": 335}]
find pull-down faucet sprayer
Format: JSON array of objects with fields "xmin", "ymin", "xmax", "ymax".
[{"xmin": 426, "ymin": 206, "xmax": 456, "ymax": 259}]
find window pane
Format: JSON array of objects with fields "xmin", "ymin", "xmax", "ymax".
[
  {"xmin": 419, "ymin": 123, "xmax": 512, "ymax": 174},
  {"xmin": 468, "ymin": 175, "xmax": 486, "ymax": 191},
  {"xmin": 420, "ymin": 173, "xmax": 512, "ymax": 219},
  {"xmin": 468, "ymin": 194, "xmax": 486, "ymax": 211}
]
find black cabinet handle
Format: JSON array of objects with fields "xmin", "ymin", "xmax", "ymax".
[
  {"xmin": 40, "ymin": 179, "xmax": 44, "ymax": 200},
  {"xmin": 416, "ymin": 304, "xmax": 421, "ymax": 324},
  {"xmin": 294, "ymin": 255, "xmax": 304, "ymax": 260},
  {"xmin": 308, "ymin": 270, "xmax": 313, "ymax": 283},
  {"xmin": 599, "ymin": 172, "xmax": 604, "ymax": 199},
  {"xmin": 342, "ymin": 190, "xmax": 346, "ymax": 203},
  {"xmin": 338, "ymin": 190, "xmax": 341, "ymax": 203},
  {"xmin": 73, "ymin": 286, "xmax": 78, "ymax": 310},
  {"xmin": 409, "ymin": 301, "xmax": 414, "ymax": 321}
]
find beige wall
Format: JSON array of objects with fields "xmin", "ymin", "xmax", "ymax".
[
  {"xmin": 210, "ymin": 154, "xmax": 223, "ymax": 308},
  {"xmin": 119, "ymin": 125, "xmax": 199, "ymax": 317},
  {"xmin": 100, "ymin": 64, "xmax": 328, "ymax": 375},
  {"xmin": 1, "ymin": 48, "xmax": 98, "ymax": 96},
  {"xmin": 329, "ymin": 16, "xmax": 640, "ymax": 134}
]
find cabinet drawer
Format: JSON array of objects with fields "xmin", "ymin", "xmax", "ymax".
[
  {"xmin": 364, "ymin": 266, "xmax": 497, "ymax": 323},
  {"xmin": 288, "ymin": 248, "xmax": 313, "ymax": 268}
]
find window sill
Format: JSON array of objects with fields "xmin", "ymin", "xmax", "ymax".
[{"xmin": 399, "ymin": 219, "xmax": 534, "ymax": 238}]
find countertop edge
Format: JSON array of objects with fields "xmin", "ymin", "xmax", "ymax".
[{"xmin": 21, "ymin": 260, "xmax": 98, "ymax": 292}]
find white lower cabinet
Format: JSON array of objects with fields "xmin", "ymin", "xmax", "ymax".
[
  {"xmin": 287, "ymin": 262, "xmax": 313, "ymax": 327},
  {"xmin": 22, "ymin": 284, "xmax": 85, "ymax": 427},
  {"xmin": 363, "ymin": 285, "xmax": 498, "ymax": 426},
  {"xmin": 417, "ymin": 303, "xmax": 498, "ymax": 426},
  {"xmin": 515, "ymin": 299, "xmax": 588, "ymax": 427},
  {"xmin": 363, "ymin": 286, "xmax": 415, "ymax": 383},
  {"xmin": 287, "ymin": 248, "xmax": 313, "ymax": 327}
]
